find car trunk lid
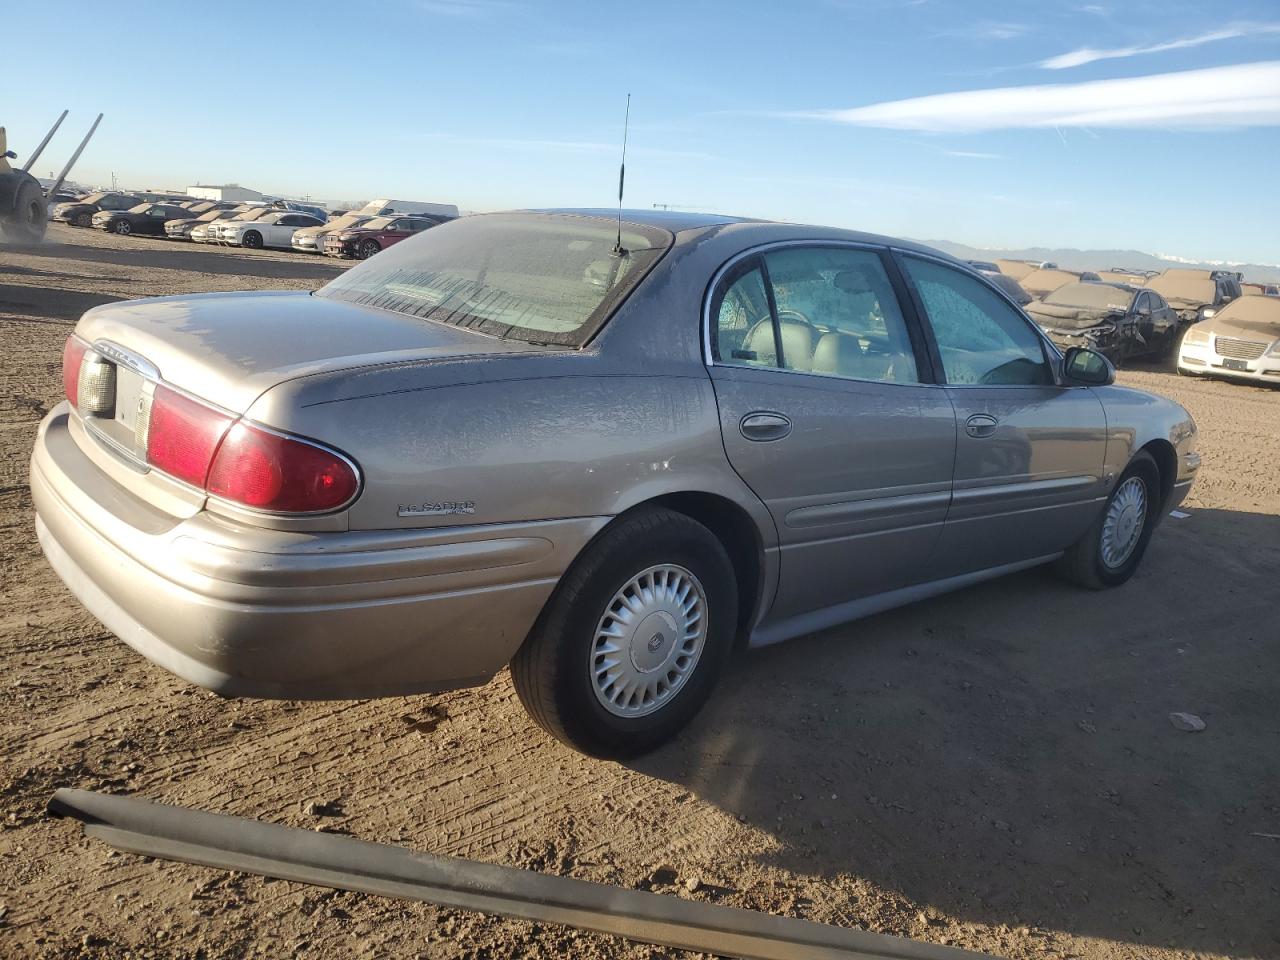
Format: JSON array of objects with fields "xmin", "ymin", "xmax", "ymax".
[{"xmin": 75, "ymin": 289, "xmax": 549, "ymax": 414}]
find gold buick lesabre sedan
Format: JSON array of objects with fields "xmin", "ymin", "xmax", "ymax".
[{"xmin": 32, "ymin": 210, "xmax": 1199, "ymax": 757}]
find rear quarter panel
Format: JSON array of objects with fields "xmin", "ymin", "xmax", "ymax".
[{"xmin": 246, "ymin": 361, "xmax": 768, "ymax": 535}]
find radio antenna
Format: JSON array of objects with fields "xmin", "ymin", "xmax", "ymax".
[{"xmin": 612, "ymin": 93, "xmax": 630, "ymax": 256}]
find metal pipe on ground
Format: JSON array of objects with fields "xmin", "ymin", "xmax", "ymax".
[{"xmin": 48, "ymin": 788, "xmax": 992, "ymax": 960}]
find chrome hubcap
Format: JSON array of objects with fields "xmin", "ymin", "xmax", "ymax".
[
  {"xmin": 589, "ymin": 564, "xmax": 707, "ymax": 718},
  {"xmin": 1100, "ymin": 476, "xmax": 1147, "ymax": 569}
]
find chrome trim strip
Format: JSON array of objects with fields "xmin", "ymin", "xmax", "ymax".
[
  {"xmin": 950, "ymin": 474, "xmax": 1099, "ymax": 504},
  {"xmin": 784, "ymin": 490, "xmax": 951, "ymax": 528}
]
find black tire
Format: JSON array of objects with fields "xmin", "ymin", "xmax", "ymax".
[
  {"xmin": 511, "ymin": 507, "xmax": 738, "ymax": 758},
  {"xmin": 75, "ymin": 211, "xmax": 92, "ymax": 227},
  {"xmin": 241, "ymin": 230, "xmax": 263, "ymax": 249},
  {"xmin": 113, "ymin": 219, "xmax": 132, "ymax": 235},
  {"xmin": 0, "ymin": 178, "xmax": 47, "ymax": 242},
  {"xmin": 1057, "ymin": 451, "xmax": 1161, "ymax": 589},
  {"xmin": 357, "ymin": 239, "xmax": 380, "ymax": 260}
]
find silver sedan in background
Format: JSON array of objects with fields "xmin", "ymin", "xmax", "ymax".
[{"xmin": 32, "ymin": 211, "xmax": 1198, "ymax": 757}]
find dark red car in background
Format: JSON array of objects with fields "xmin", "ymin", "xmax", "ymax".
[{"xmin": 322, "ymin": 214, "xmax": 450, "ymax": 259}]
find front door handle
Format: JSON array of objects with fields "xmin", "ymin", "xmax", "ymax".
[
  {"xmin": 965, "ymin": 413, "xmax": 998, "ymax": 438},
  {"xmin": 740, "ymin": 412, "xmax": 792, "ymax": 442}
]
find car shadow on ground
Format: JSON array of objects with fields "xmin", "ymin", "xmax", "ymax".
[
  {"xmin": 631, "ymin": 507, "xmax": 1280, "ymax": 958},
  {"xmin": 5, "ymin": 236, "xmax": 344, "ymax": 282},
  {"xmin": 0, "ymin": 282, "xmax": 125, "ymax": 322}
]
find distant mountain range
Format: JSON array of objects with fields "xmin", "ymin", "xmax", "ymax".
[{"xmin": 919, "ymin": 239, "xmax": 1280, "ymax": 285}]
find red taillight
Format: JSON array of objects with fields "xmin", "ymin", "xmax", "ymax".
[
  {"xmin": 145, "ymin": 385, "xmax": 234, "ymax": 488},
  {"xmin": 63, "ymin": 336, "xmax": 88, "ymax": 408},
  {"xmin": 207, "ymin": 422, "xmax": 359, "ymax": 513}
]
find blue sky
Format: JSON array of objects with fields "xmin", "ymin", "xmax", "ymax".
[{"xmin": 8, "ymin": 0, "xmax": 1279, "ymax": 263}]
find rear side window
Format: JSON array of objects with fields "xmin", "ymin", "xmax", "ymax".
[
  {"xmin": 711, "ymin": 246, "xmax": 919, "ymax": 384},
  {"xmin": 713, "ymin": 262, "xmax": 775, "ymax": 368},
  {"xmin": 317, "ymin": 213, "xmax": 672, "ymax": 346},
  {"xmin": 903, "ymin": 256, "xmax": 1053, "ymax": 386}
]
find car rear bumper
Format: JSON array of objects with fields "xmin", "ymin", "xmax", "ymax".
[
  {"xmin": 31, "ymin": 405, "xmax": 604, "ymax": 700},
  {"xmin": 1178, "ymin": 341, "xmax": 1280, "ymax": 383}
]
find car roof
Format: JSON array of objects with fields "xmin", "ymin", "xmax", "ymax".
[{"xmin": 532, "ymin": 208, "xmax": 963, "ymax": 262}]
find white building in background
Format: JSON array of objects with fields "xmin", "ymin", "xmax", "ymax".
[{"xmin": 186, "ymin": 183, "xmax": 264, "ymax": 203}]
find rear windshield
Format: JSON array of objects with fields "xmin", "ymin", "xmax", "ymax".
[{"xmin": 317, "ymin": 213, "xmax": 673, "ymax": 346}]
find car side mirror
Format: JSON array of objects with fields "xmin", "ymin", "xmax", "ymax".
[{"xmin": 1063, "ymin": 346, "xmax": 1115, "ymax": 386}]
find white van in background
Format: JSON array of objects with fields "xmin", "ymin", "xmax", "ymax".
[{"xmin": 358, "ymin": 198, "xmax": 459, "ymax": 218}]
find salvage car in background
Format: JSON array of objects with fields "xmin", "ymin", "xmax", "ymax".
[
  {"xmin": 217, "ymin": 211, "xmax": 323, "ymax": 249},
  {"xmin": 32, "ymin": 210, "xmax": 1199, "ymax": 757},
  {"xmin": 91, "ymin": 202, "xmax": 193, "ymax": 236},
  {"xmin": 191, "ymin": 206, "xmax": 274, "ymax": 244},
  {"xmin": 52, "ymin": 191, "xmax": 143, "ymax": 227},
  {"xmin": 165, "ymin": 205, "xmax": 252, "ymax": 241},
  {"xmin": 1178, "ymin": 294, "xmax": 1280, "ymax": 384},
  {"xmin": 1147, "ymin": 268, "xmax": 1240, "ymax": 325},
  {"xmin": 292, "ymin": 211, "xmax": 372, "ymax": 253},
  {"xmin": 1026, "ymin": 281, "xmax": 1179, "ymax": 364},
  {"xmin": 994, "ymin": 259, "xmax": 1038, "ymax": 280},
  {"xmin": 322, "ymin": 214, "xmax": 445, "ymax": 259}
]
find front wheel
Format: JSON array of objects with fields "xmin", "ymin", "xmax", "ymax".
[
  {"xmin": 75, "ymin": 212, "xmax": 92, "ymax": 227},
  {"xmin": 241, "ymin": 230, "xmax": 263, "ymax": 249},
  {"xmin": 1057, "ymin": 452, "xmax": 1161, "ymax": 589},
  {"xmin": 511, "ymin": 507, "xmax": 738, "ymax": 758},
  {"xmin": 357, "ymin": 239, "xmax": 380, "ymax": 260},
  {"xmin": 113, "ymin": 219, "xmax": 132, "ymax": 235}
]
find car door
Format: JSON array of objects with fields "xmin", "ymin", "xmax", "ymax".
[
  {"xmin": 897, "ymin": 254, "xmax": 1109, "ymax": 578},
  {"xmin": 269, "ymin": 215, "xmax": 303, "ymax": 247},
  {"xmin": 706, "ymin": 243, "xmax": 956, "ymax": 624},
  {"xmin": 144, "ymin": 206, "xmax": 169, "ymax": 234},
  {"xmin": 382, "ymin": 218, "xmax": 414, "ymax": 248},
  {"xmin": 1132, "ymin": 291, "xmax": 1156, "ymax": 353}
]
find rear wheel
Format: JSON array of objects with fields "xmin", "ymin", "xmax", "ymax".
[
  {"xmin": 511, "ymin": 507, "xmax": 738, "ymax": 758},
  {"xmin": 241, "ymin": 230, "xmax": 263, "ymax": 249},
  {"xmin": 1058, "ymin": 452, "xmax": 1161, "ymax": 589},
  {"xmin": 113, "ymin": 219, "xmax": 132, "ymax": 235},
  {"xmin": 358, "ymin": 239, "xmax": 381, "ymax": 260}
]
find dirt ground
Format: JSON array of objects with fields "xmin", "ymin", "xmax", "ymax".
[{"xmin": 2, "ymin": 224, "xmax": 1278, "ymax": 960}]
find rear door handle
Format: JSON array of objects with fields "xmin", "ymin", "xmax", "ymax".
[
  {"xmin": 740, "ymin": 412, "xmax": 792, "ymax": 442},
  {"xmin": 965, "ymin": 413, "xmax": 998, "ymax": 438}
]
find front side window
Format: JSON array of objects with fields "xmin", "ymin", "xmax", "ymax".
[
  {"xmin": 903, "ymin": 256, "xmax": 1053, "ymax": 386},
  {"xmin": 317, "ymin": 213, "xmax": 672, "ymax": 346},
  {"xmin": 762, "ymin": 247, "xmax": 918, "ymax": 383},
  {"xmin": 711, "ymin": 246, "xmax": 919, "ymax": 384}
]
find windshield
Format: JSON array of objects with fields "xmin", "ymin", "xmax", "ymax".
[
  {"xmin": 127, "ymin": 203, "xmax": 152, "ymax": 213},
  {"xmin": 1045, "ymin": 282, "xmax": 1131, "ymax": 311},
  {"xmin": 78, "ymin": 192, "xmax": 105, "ymax": 204},
  {"xmin": 321, "ymin": 214, "xmax": 366, "ymax": 231},
  {"xmin": 1148, "ymin": 271, "xmax": 1216, "ymax": 304},
  {"xmin": 317, "ymin": 213, "xmax": 672, "ymax": 346}
]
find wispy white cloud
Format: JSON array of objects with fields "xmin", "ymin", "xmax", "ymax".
[
  {"xmin": 1041, "ymin": 22, "xmax": 1280, "ymax": 69},
  {"xmin": 941, "ymin": 149, "xmax": 1004, "ymax": 159},
  {"xmin": 803, "ymin": 61, "xmax": 1280, "ymax": 132},
  {"xmin": 938, "ymin": 20, "xmax": 1030, "ymax": 41},
  {"xmin": 415, "ymin": 0, "xmax": 516, "ymax": 19}
]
